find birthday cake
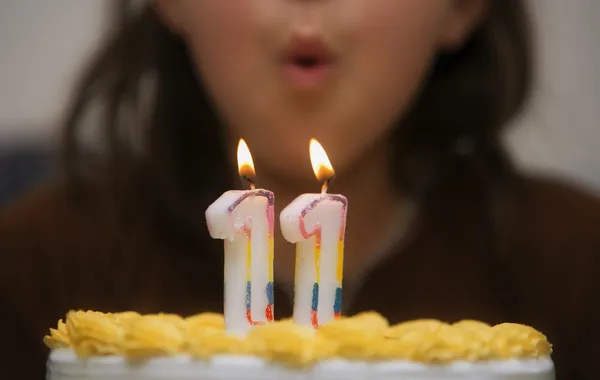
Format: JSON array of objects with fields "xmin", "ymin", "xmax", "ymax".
[
  {"xmin": 45, "ymin": 142, "xmax": 554, "ymax": 379},
  {"xmin": 45, "ymin": 310, "xmax": 554, "ymax": 380}
]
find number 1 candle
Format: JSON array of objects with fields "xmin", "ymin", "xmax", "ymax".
[
  {"xmin": 205, "ymin": 139, "xmax": 275, "ymax": 335},
  {"xmin": 280, "ymin": 139, "xmax": 347, "ymax": 328}
]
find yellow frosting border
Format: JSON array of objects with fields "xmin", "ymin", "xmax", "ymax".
[{"xmin": 44, "ymin": 311, "xmax": 552, "ymax": 366}]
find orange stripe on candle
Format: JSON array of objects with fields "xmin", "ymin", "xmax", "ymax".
[
  {"xmin": 315, "ymin": 234, "xmax": 321, "ymax": 283},
  {"xmin": 246, "ymin": 235, "xmax": 252, "ymax": 281},
  {"xmin": 268, "ymin": 236, "xmax": 274, "ymax": 282},
  {"xmin": 336, "ymin": 240, "xmax": 344, "ymax": 283}
]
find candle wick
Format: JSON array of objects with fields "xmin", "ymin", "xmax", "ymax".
[
  {"xmin": 243, "ymin": 176, "xmax": 256, "ymax": 190},
  {"xmin": 321, "ymin": 178, "xmax": 330, "ymax": 194}
]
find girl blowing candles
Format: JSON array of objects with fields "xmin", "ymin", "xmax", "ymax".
[{"xmin": 1, "ymin": 1, "xmax": 599, "ymax": 379}]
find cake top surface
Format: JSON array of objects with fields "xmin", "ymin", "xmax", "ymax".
[{"xmin": 44, "ymin": 310, "xmax": 552, "ymax": 367}]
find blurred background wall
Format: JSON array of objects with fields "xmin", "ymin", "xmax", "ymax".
[
  {"xmin": 0, "ymin": 1, "xmax": 114, "ymax": 141},
  {"xmin": 507, "ymin": 0, "xmax": 600, "ymax": 190},
  {"xmin": 0, "ymin": 0, "xmax": 599, "ymax": 203}
]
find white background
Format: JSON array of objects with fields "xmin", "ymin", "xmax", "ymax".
[
  {"xmin": 0, "ymin": 0, "xmax": 599, "ymax": 188},
  {"xmin": 0, "ymin": 1, "xmax": 111, "ymax": 138},
  {"xmin": 507, "ymin": 0, "xmax": 600, "ymax": 189}
]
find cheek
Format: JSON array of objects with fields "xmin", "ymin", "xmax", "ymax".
[
  {"xmin": 349, "ymin": 0, "xmax": 445, "ymax": 118},
  {"xmin": 180, "ymin": 2, "xmax": 273, "ymax": 114},
  {"xmin": 327, "ymin": 1, "xmax": 447, "ymax": 167}
]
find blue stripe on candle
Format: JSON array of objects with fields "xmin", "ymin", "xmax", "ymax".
[
  {"xmin": 266, "ymin": 281, "xmax": 274, "ymax": 305},
  {"xmin": 245, "ymin": 281, "xmax": 252, "ymax": 310},
  {"xmin": 311, "ymin": 283, "xmax": 319, "ymax": 311},
  {"xmin": 334, "ymin": 287, "xmax": 343, "ymax": 314}
]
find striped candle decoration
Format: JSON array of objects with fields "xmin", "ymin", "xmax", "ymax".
[
  {"xmin": 281, "ymin": 139, "xmax": 348, "ymax": 328},
  {"xmin": 206, "ymin": 140, "xmax": 275, "ymax": 335}
]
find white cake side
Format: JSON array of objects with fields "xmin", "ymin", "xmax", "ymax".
[{"xmin": 47, "ymin": 348, "xmax": 555, "ymax": 380}]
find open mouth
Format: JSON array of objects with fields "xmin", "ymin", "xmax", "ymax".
[
  {"xmin": 282, "ymin": 37, "xmax": 335, "ymax": 88},
  {"xmin": 292, "ymin": 56, "xmax": 321, "ymax": 69},
  {"xmin": 283, "ymin": 36, "xmax": 335, "ymax": 69},
  {"xmin": 286, "ymin": 50, "xmax": 333, "ymax": 73}
]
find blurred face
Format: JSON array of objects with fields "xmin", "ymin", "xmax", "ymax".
[{"xmin": 158, "ymin": 0, "xmax": 485, "ymax": 181}]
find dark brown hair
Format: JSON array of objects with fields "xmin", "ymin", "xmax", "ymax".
[{"xmin": 61, "ymin": 1, "xmax": 532, "ymax": 232}]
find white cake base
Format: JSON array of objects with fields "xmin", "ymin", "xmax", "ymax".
[{"xmin": 47, "ymin": 349, "xmax": 555, "ymax": 380}]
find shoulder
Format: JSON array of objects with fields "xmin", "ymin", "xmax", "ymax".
[
  {"xmin": 0, "ymin": 179, "xmax": 115, "ymax": 378},
  {"xmin": 0, "ymin": 181, "xmax": 71, "ymax": 253},
  {"xmin": 0, "ymin": 180, "xmax": 109, "ymax": 251},
  {"xmin": 511, "ymin": 174, "xmax": 600, "ymax": 314},
  {"xmin": 0, "ymin": 180, "xmax": 117, "ymax": 305},
  {"xmin": 520, "ymin": 174, "xmax": 600, "ymax": 222},
  {"xmin": 512, "ymin": 176, "xmax": 600, "ymax": 378},
  {"xmin": 0, "ymin": 181, "xmax": 112, "ymax": 362},
  {"xmin": 514, "ymin": 175, "xmax": 600, "ymax": 257}
]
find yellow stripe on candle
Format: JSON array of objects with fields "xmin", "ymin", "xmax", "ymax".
[
  {"xmin": 246, "ymin": 236, "xmax": 252, "ymax": 281},
  {"xmin": 295, "ymin": 242, "xmax": 300, "ymax": 279},
  {"xmin": 268, "ymin": 236, "xmax": 274, "ymax": 282},
  {"xmin": 336, "ymin": 240, "xmax": 344, "ymax": 283},
  {"xmin": 315, "ymin": 237, "xmax": 321, "ymax": 283}
]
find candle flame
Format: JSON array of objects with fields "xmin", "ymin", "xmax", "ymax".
[
  {"xmin": 309, "ymin": 139, "xmax": 335, "ymax": 187},
  {"xmin": 237, "ymin": 139, "xmax": 256, "ymax": 188}
]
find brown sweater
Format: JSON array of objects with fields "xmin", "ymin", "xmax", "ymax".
[{"xmin": 1, "ymin": 174, "xmax": 600, "ymax": 379}]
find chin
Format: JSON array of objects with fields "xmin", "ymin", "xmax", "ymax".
[
  {"xmin": 239, "ymin": 126, "xmax": 361, "ymax": 185},
  {"xmin": 253, "ymin": 147, "xmax": 317, "ymax": 184}
]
